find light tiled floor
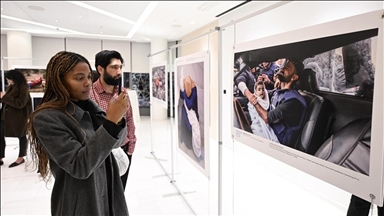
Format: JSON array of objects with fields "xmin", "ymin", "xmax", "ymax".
[{"xmin": 1, "ymin": 116, "xmax": 195, "ymax": 216}]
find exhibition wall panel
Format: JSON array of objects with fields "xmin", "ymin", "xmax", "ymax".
[
  {"xmin": 174, "ymin": 20, "xmax": 219, "ymax": 215},
  {"xmin": 174, "ymin": 51, "xmax": 210, "ymax": 178},
  {"xmin": 32, "ymin": 36, "xmax": 65, "ymax": 67},
  {"xmin": 218, "ymin": 1, "xmax": 383, "ymax": 215},
  {"xmin": 150, "ymin": 61, "xmax": 168, "ymax": 108},
  {"xmin": 233, "ymin": 10, "xmax": 383, "ymax": 207}
]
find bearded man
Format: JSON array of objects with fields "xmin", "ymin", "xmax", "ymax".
[{"xmin": 89, "ymin": 50, "xmax": 136, "ymax": 190}]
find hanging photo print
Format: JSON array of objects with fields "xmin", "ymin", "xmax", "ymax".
[
  {"xmin": 175, "ymin": 51, "xmax": 210, "ymax": 177},
  {"xmin": 232, "ymin": 10, "xmax": 383, "ymax": 205}
]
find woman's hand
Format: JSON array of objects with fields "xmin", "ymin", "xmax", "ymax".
[{"xmin": 106, "ymin": 89, "xmax": 130, "ymax": 124}]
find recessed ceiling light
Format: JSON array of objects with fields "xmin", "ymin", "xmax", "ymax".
[
  {"xmin": 189, "ymin": 21, "xmax": 195, "ymax": 24},
  {"xmin": 28, "ymin": 5, "xmax": 45, "ymax": 11},
  {"xmin": 55, "ymin": 20, "xmax": 58, "ymax": 22},
  {"xmin": 79, "ymin": 15, "xmax": 82, "ymax": 18},
  {"xmin": 100, "ymin": 32, "xmax": 103, "ymax": 34}
]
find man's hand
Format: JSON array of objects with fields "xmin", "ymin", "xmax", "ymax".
[
  {"xmin": 0, "ymin": 92, "xmax": 5, "ymax": 98},
  {"xmin": 106, "ymin": 89, "xmax": 129, "ymax": 124},
  {"xmin": 244, "ymin": 89, "xmax": 257, "ymax": 105},
  {"xmin": 257, "ymin": 75, "xmax": 263, "ymax": 82},
  {"xmin": 262, "ymin": 74, "xmax": 270, "ymax": 84}
]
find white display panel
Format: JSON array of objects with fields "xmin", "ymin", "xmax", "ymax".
[
  {"xmin": 231, "ymin": 10, "xmax": 383, "ymax": 205},
  {"xmin": 174, "ymin": 51, "xmax": 210, "ymax": 177},
  {"xmin": 150, "ymin": 61, "xmax": 168, "ymax": 108}
]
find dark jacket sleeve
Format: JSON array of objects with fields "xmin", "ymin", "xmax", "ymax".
[
  {"xmin": 1, "ymin": 87, "xmax": 30, "ymax": 109},
  {"xmin": 267, "ymin": 99, "xmax": 304, "ymax": 127},
  {"xmin": 103, "ymin": 118, "xmax": 125, "ymax": 138},
  {"xmin": 235, "ymin": 71, "xmax": 248, "ymax": 86},
  {"xmin": 33, "ymin": 110, "xmax": 127, "ymax": 179},
  {"xmin": 185, "ymin": 87, "xmax": 198, "ymax": 110}
]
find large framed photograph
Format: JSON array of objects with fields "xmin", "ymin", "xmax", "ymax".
[
  {"xmin": 12, "ymin": 66, "xmax": 46, "ymax": 92},
  {"xmin": 150, "ymin": 61, "xmax": 167, "ymax": 108},
  {"xmin": 175, "ymin": 51, "xmax": 210, "ymax": 178},
  {"xmin": 232, "ymin": 10, "xmax": 383, "ymax": 205}
]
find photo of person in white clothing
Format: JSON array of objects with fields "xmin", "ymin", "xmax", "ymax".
[
  {"xmin": 179, "ymin": 70, "xmax": 201, "ymax": 158},
  {"xmin": 247, "ymin": 81, "xmax": 280, "ymax": 143}
]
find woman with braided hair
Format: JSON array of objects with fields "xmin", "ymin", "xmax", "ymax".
[{"xmin": 29, "ymin": 51, "xmax": 130, "ymax": 216}]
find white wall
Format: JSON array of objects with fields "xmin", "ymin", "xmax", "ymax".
[
  {"xmin": 227, "ymin": 1, "xmax": 384, "ymax": 44},
  {"xmin": 102, "ymin": 40, "xmax": 131, "ymax": 72},
  {"xmin": 218, "ymin": 1, "xmax": 383, "ymax": 216},
  {"xmin": 131, "ymin": 42, "xmax": 150, "ymax": 72},
  {"xmin": 168, "ymin": 41, "xmax": 177, "ymax": 65},
  {"xmin": 65, "ymin": 38, "xmax": 102, "ymax": 70},
  {"xmin": 1, "ymin": 35, "xmax": 151, "ymax": 72},
  {"xmin": 32, "ymin": 36, "xmax": 65, "ymax": 67}
]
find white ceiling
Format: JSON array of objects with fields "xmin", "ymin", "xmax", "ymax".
[{"xmin": 1, "ymin": 1, "xmax": 248, "ymax": 43}]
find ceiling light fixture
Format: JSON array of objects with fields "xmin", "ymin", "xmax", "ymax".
[
  {"xmin": 127, "ymin": 2, "xmax": 158, "ymax": 38},
  {"xmin": 67, "ymin": 1, "xmax": 136, "ymax": 25},
  {"xmin": 172, "ymin": 24, "xmax": 183, "ymax": 28},
  {"xmin": 28, "ymin": 5, "xmax": 45, "ymax": 11},
  {"xmin": 189, "ymin": 21, "xmax": 195, "ymax": 24},
  {"xmin": 1, "ymin": 27, "xmax": 141, "ymax": 42},
  {"xmin": 1, "ymin": 15, "xmax": 85, "ymax": 34},
  {"xmin": 197, "ymin": 2, "xmax": 220, "ymax": 11},
  {"xmin": 1, "ymin": 27, "xmax": 74, "ymax": 35}
]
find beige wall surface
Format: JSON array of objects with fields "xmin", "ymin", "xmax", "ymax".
[
  {"xmin": 180, "ymin": 20, "xmax": 219, "ymax": 141},
  {"xmin": 131, "ymin": 42, "xmax": 151, "ymax": 73}
]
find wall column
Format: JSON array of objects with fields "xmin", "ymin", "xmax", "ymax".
[
  {"xmin": 6, "ymin": 31, "xmax": 33, "ymax": 69},
  {"xmin": 150, "ymin": 38, "xmax": 168, "ymax": 120}
]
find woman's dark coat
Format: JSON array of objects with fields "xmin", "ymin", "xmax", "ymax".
[{"xmin": 1, "ymin": 85, "xmax": 32, "ymax": 137}]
